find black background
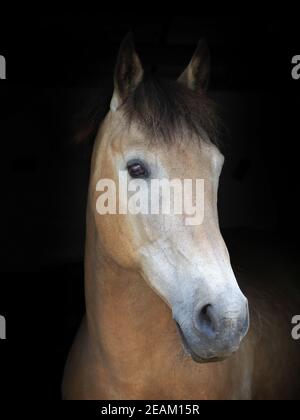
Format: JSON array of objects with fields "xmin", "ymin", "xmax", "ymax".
[{"xmin": 0, "ymin": 13, "xmax": 299, "ymax": 401}]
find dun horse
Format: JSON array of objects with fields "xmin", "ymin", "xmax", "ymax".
[{"xmin": 62, "ymin": 35, "xmax": 300, "ymax": 400}]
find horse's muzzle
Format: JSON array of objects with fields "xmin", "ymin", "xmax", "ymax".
[{"xmin": 176, "ymin": 299, "xmax": 249, "ymax": 362}]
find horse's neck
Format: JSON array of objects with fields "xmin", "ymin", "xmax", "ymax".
[
  {"xmin": 84, "ymin": 223, "xmax": 174, "ymax": 379},
  {"xmin": 79, "ymin": 217, "xmax": 256, "ymax": 399}
]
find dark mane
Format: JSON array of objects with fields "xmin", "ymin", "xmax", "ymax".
[
  {"xmin": 123, "ymin": 74, "xmax": 220, "ymax": 147},
  {"xmin": 73, "ymin": 75, "xmax": 221, "ymax": 148}
]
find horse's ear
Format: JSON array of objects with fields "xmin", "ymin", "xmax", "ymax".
[
  {"xmin": 177, "ymin": 38, "xmax": 210, "ymax": 91},
  {"xmin": 110, "ymin": 33, "xmax": 144, "ymax": 112}
]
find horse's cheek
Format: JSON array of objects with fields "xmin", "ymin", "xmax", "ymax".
[{"xmin": 97, "ymin": 214, "xmax": 139, "ymax": 269}]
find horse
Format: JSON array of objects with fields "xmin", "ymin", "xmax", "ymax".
[{"xmin": 62, "ymin": 34, "xmax": 300, "ymax": 400}]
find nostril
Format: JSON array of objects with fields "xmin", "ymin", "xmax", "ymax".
[
  {"xmin": 195, "ymin": 304, "xmax": 217, "ymax": 339},
  {"xmin": 201, "ymin": 304, "xmax": 211, "ymax": 319}
]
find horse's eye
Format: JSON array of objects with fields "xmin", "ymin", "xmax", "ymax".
[{"xmin": 127, "ymin": 160, "xmax": 150, "ymax": 179}]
